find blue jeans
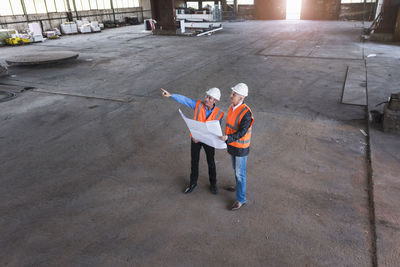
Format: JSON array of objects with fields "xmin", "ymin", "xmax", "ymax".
[{"xmin": 231, "ymin": 155, "xmax": 247, "ymax": 203}]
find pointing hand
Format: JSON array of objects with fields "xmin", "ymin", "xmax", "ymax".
[{"xmin": 161, "ymin": 88, "xmax": 171, "ymax": 98}]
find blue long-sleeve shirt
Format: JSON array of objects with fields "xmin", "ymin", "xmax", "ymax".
[{"xmin": 171, "ymin": 94, "xmax": 222, "ymax": 122}]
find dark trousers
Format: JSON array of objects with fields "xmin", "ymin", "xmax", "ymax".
[{"xmin": 190, "ymin": 140, "xmax": 216, "ymax": 186}]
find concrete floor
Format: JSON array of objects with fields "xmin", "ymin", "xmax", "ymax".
[{"xmin": 0, "ymin": 21, "xmax": 399, "ymax": 266}]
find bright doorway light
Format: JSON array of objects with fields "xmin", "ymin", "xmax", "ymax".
[{"xmin": 286, "ymin": 0, "xmax": 302, "ymax": 20}]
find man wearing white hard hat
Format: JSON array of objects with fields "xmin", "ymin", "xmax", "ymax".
[
  {"xmin": 220, "ymin": 83, "xmax": 254, "ymax": 210},
  {"xmin": 161, "ymin": 87, "xmax": 224, "ymax": 194}
]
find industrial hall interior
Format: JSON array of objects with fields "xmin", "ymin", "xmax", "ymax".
[{"xmin": 1, "ymin": 0, "xmax": 400, "ymax": 266}]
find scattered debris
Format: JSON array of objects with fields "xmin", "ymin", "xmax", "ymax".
[
  {"xmin": 364, "ymin": 12, "xmax": 382, "ymax": 35},
  {"xmin": 360, "ymin": 129, "xmax": 368, "ymax": 137},
  {"xmin": 383, "ymin": 93, "xmax": 400, "ymax": 134},
  {"xmin": 0, "ymin": 62, "xmax": 8, "ymax": 76},
  {"xmin": 43, "ymin": 30, "xmax": 60, "ymax": 39},
  {"xmin": 197, "ymin": 26, "xmax": 223, "ymax": 37},
  {"xmin": 361, "ymin": 34, "xmax": 370, "ymax": 40},
  {"xmin": 179, "ymin": 20, "xmax": 223, "ymax": 36},
  {"xmin": 369, "ymin": 110, "xmax": 383, "ymax": 124},
  {"xmin": 144, "ymin": 19, "xmax": 156, "ymax": 31},
  {"xmin": 125, "ymin": 17, "xmax": 139, "ymax": 25}
]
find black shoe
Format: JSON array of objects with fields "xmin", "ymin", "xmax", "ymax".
[
  {"xmin": 184, "ymin": 184, "xmax": 196, "ymax": 194},
  {"xmin": 223, "ymin": 185, "xmax": 236, "ymax": 192},
  {"xmin": 210, "ymin": 185, "xmax": 218, "ymax": 194}
]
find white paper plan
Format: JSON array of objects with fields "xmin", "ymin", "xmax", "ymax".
[{"xmin": 179, "ymin": 109, "xmax": 227, "ymax": 149}]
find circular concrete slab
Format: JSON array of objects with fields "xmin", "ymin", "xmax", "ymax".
[
  {"xmin": 6, "ymin": 51, "xmax": 79, "ymax": 66},
  {"xmin": 0, "ymin": 90, "xmax": 17, "ymax": 103}
]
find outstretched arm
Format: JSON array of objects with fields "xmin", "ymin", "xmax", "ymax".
[
  {"xmin": 161, "ymin": 88, "xmax": 198, "ymax": 142},
  {"xmin": 160, "ymin": 88, "xmax": 197, "ymax": 110}
]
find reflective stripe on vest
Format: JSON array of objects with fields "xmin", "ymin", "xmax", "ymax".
[
  {"xmin": 193, "ymin": 99, "xmax": 224, "ymax": 122},
  {"xmin": 226, "ymin": 106, "xmax": 249, "ymax": 130},
  {"xmin": 194, "ymin": 102, "xmax": 203, "ymax": 121},
  {"xmin": 225, "ymin": 104, "xmax": 254, "ymax": 149}
]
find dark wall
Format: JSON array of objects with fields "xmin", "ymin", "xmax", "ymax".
[
  {"xmin": 255, "ymin": 0, "xmax": 286, "ymax": 20},
  {"xmin": 376, "ymin": 0, "xmax": 400, "ymax": 33},
  {"xmin": 301, "ymin": 0, "xmax": 341, "ymax": 20},
  {"xmin": 238, "ymin": 4, "xmax": 255, "ymax": 19},
  {"xmin": 339, "ymin": 3, "xmax": 376, "ymax": 21},
  {"xmin": 150, "ymin": 0, "xmax": 176, "ymax": 30}
]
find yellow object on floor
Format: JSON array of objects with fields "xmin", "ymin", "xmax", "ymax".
[{"xmin": 5, "ymin": 37, "xmax": 31, "ymax": 45}]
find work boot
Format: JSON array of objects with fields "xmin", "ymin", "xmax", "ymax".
[
  {"xmin": 210, "ymin": 185, "xmax": 218, "ymax": 194},
  {"xmin": 184, "ymin": 184, "xmax": 196, "ymax": 194},
  {"xmin": 231, "ymin": 201, "xmax": 246, "ymax": 211}
]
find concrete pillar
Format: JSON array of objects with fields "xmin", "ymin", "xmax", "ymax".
[
  {"xmin": 221, "ymin": 0, "xmax": 227, "ymax": 11},
  {"xmin": 150, "ymin": 0, "xmax": 177, "ymax": 33},
  {"xmin": 65, "ymin": 0, "xmax": 73, "ymax": 21},
  {"xmin": 43, "ymin": 0, "xmax": 52, "ymax": 28},
  {"xmin": 376, "ymin": 0, "xmax": 398, "ymax": 33},
  {"xmin": 375, "ymin": 0, "xmax": 384, "ymax": 19},
  {"xmin": 110, "ymin": 0, "xmax": 116, "ymax": 22},
  {"xmin": 72, "ymin": 0, "xmax": 79, "ymax": 20},
  {"xmin": 20, "ymin": 0, "xmax": 29, "ymax": 23},
  {"xmin": 394, "ymin": 7, "xmax": 400, "ymax": 41}
]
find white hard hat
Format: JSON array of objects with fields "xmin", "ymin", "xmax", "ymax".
[
  {"xmin": 206, "ymin": 87, "xmax": 221, "ymax": 101},
  {"xmin": 231, "ymin": 83, "xmax": 248, "ymax": 97}
]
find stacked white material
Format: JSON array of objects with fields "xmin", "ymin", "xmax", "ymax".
[
  {"xmin": 78, "ymin": 24, "xmax": 92, "ymax": 33},
  {"xmin": 90, "ymin": 21, "xmax": 101, "ymax": 32},
  {"xmin": 28, "ymin": 22, "xmax": 44, "ymax": 42},
  {"xmin": 61, "ymin": 22, "xmax": 78, "ymax": 34},
  {"xmin": 33, "ymin": 35, "xmax": 44, "ymax": 42},
  {"xmin": 99, "ymin": 23, "xmax": 104, "ymax": 30},
  {"xmin": 28, "ymin": 22, "xmax": 42, "ymax": 35},
  {"xmin": 76, "ymin": 20, "xmax": 89, "ymax": 27}
]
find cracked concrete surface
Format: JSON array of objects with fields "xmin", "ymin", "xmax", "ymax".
[{"xmin": 0, "ymin": 21, "xmax": 399, "ymax": 266}]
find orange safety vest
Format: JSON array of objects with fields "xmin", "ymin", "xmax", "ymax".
[
  {"xmin": 225, "ymin": 103, "xmax": 254, "ymax": 149},
  {"xmin": 193, "ymin": 99, "xmax": 224, "ymax": 122}
]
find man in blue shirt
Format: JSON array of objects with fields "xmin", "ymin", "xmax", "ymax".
[{"xmin": 161, "ymin": 87, "xmax": 224, "ymax": 194}]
